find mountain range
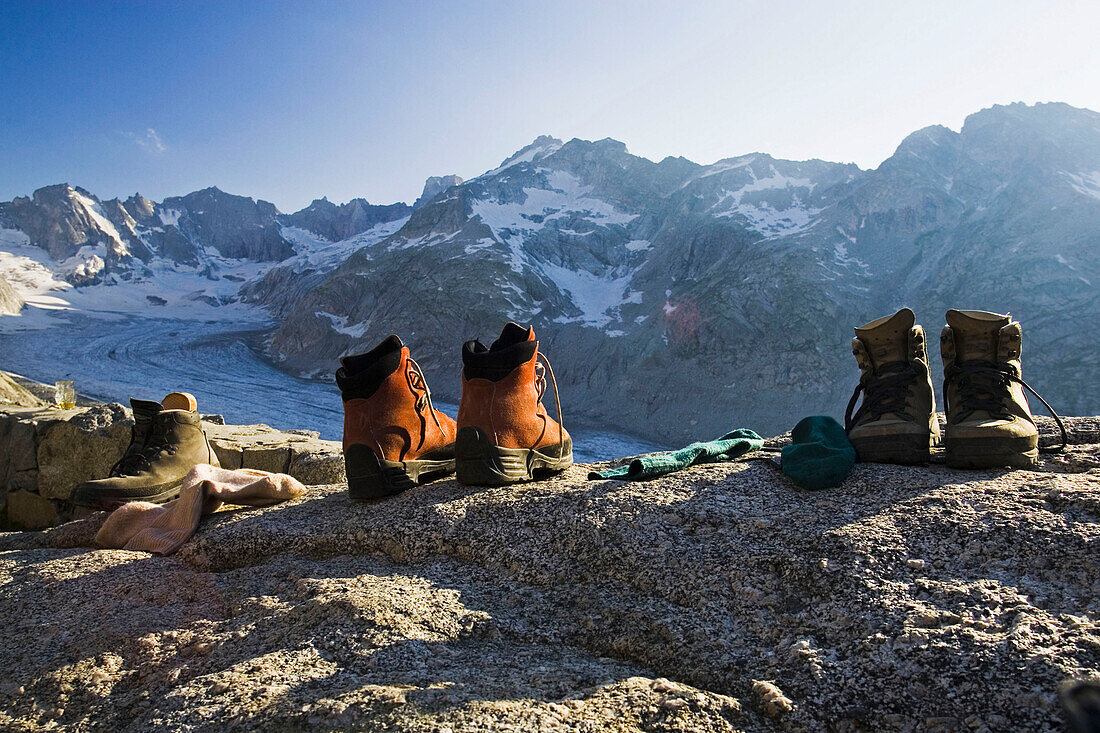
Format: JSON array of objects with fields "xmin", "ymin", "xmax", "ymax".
[{"xmin": 2, "ymin": 102, "xmax": 1098, "ymax": 441}]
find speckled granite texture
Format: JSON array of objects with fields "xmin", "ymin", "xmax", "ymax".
[{"xmin": 0, "ymin": 417, "xmax": 1097, "ymax": 731}]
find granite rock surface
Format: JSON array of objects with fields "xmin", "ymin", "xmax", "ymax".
[
  {"xmin": 0, "ymin": 372, "xmax": 41, "ymax": 408},
  {"xmin": 0, "ymin": 276, "xmax": 23, "ymax": 315},
  {"xmin": 0, "ymin": 419, "xmax": 1097, "ymax": 731}
]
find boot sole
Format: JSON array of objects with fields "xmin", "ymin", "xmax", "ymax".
[
  {"xmin": 69, "ymin": 477, "xmax": 186, "ymax": 510},
  {"xmin": 455, "ymin": 427, "xmax": 573, "ymax": 486},
  {"xmin": 850, "ymin": 433, "xmax": 937, "ymax": 465},
  {"xmin": 70, "ymin": 439, "xmax": 220, "ymax": 510},
  {"xmin": 945, "ymin": 434, "xmax": 1038, "ymax": 469},
  {"xmin": 345, "ymin": 444, "xmax": 455, "ymax": 500}
]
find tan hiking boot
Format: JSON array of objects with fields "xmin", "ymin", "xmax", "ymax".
[
  {"xmin": 940, "ymin": 309, "xmax": 1047, "ymax": 469},
  {"xmin": 337, "ymin": 335, "xmax": 457, "ymax": 499},
  {"xmin": 71, "ymin": 396, "xmax": 220, "ymax": 509},
  {"xmin": 844, "ymin": 307, "xmax": 940, "ymax": 464},
  {"xmin": 455, "ymin": 322, "xmax": 572, "ymax": 485}
]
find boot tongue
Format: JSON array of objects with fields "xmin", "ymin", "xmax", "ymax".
[
  {"xmin": 464, "ymin": 324, "xmax": 538, "ymax": 381},
  {"xmin": 490, "ymin": 322, "xmax": 535, "ymax": 351},
  {"xmin": 130, "ymin": 398, "xmax": 163, "ymax": 424},
  {"xmin": 855, "ymin": 308, "xmax": 914, "ymax": 368},
  {"xmin": 336, "ymin": 335, "xmax": 406, "ymax": 399},
  {"xmin": 339, "ymin": 334, "xmax": 403, "ymax": 374},
  {"xmin": 120, "ymin": 399, "xmax": 163, "ymax": 466},
  {"xmin": 946, "ymin": 309, "xmax": 1010, "ymax": 362}
]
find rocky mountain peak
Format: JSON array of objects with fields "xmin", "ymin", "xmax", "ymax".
[
  {"xmin": 964, "ymin": 100, "xmax": 1097, "ymax": 129},
  {"xmin": 0, "ymin": 183, "xmax": 132, "ymax": 271},
  {"xmin": 414, "ymin": 175, "xmax": 464, "ymax": 209},
  {"xmin": 158, "ymin": 188, "xmax": 291, "ymax": 261},
  {"xmin": 893, "ymin": 125, "xmax": 958, "ymax": 154},
  {"xmin": 30, "ymin": 183, "xmax": 75, "ymax": 204},
  {"xmin": 122, "ymin": 193, "xmax": 157, "ymax": 224},
  {"xmin": 592, "ymin": 137, "xmax": 628, "ymax": 154},
  {"xmin": 303, "ymin": 197, "xmax": 338, "ymax": 213},
  {"xmin": 947, "ymin": 103, "xmax": 1100, "ymax": 190},
  {"xmin": 879, "ymin": 125, "xmax": 960, "ymax": 179},
  {"xmin": 547, "ymin": 137, "xmax": 638, "ymax": 173},
  {"xmin": 280, "ymin": 196, "xmax": 411, "ymax": 242},
  {"xmin": 99, "ymin": 198, "xmax": 137, "ymax": 229},
  {"xmin": 513, "ymin": 134, "xmax": 563, "ymax": 156},
  {"xmin": 529, "ymin": 133, "xmax": 562, "ymax": 148},
  {"xmin": 483, "ymin": 136, "xmax": 565, "ymax": 178}
]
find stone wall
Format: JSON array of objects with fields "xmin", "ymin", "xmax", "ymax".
[{"xmin": 0, "ymin": 375, "xmax": 344, "ymax": 530}]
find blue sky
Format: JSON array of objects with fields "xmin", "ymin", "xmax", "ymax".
[{"xmin": 2, "ymin": 0, "xmax": 1097, "ymax": 211}]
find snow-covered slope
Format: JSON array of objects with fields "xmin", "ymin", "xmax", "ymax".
[{"xmin": 239, "ymin": 217, "xmax": 410, "ymax": 319}]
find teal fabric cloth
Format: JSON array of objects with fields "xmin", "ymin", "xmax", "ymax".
[
  {"xmin": 780, "ymin": 416, "xmax": 855, "ymax": 490},
  {"xmin": 588, "ymin": 429, "xmax": 764, "ymax": 481}
]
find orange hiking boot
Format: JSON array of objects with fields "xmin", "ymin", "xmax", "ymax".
[
  {"xmin": 337, "ymin": 335, "xmax": 457, "ymax": 499},
  {"xmin": 456, "ymin": 322, "xmax": 572, "ymax": 485}
]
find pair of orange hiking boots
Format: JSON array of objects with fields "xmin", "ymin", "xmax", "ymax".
[{"xmin": 335, "ymin": 322, "xmax": 572, "ymax": 499}]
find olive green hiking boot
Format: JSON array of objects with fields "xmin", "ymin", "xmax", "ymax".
[
  {"xmin": 70, "ymin": 398, "xmax": 219, "ymax": 509},
  {"xmin": 845, "ymin": 307, "xmax": 940, "ymax": 464},
  {"xmin": 941, "ymin": 309, "xmax": 1050, "ymax": 469}
]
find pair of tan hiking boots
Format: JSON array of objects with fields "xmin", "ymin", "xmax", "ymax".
[
  {"xmin": 845, "ymin": 308, "xmax": 1066, "ymax": 469},
  {"xmin": 336, "ymin": 322, "xmax": 573, "ymax": 499}
]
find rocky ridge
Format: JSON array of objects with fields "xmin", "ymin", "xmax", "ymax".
[
  {"xmin": 281, "ymin": 197, "xmax": 413, "ymax": 244},
  {"xmin": 265, "ymin": 102, "xmax": 1100, "ymax": 441},
  {"xmin": 2, "ymin": 102, "xmax": 1099, "ymax": 443},
  {"xmin": 414, "ymin": 175, "xmax": 465, "ymax": 209},
  {"xmin": 0, "ymin": 184, "xmax": 413, "ymax": 287},
  {"xmin": 0, "ymin": 414, "xmax": 1097, "ymax": 731}
]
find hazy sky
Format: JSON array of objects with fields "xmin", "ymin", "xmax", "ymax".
[{"xmin": 2, "ymin": 0, "xmax": 1097, "ymax": 211}]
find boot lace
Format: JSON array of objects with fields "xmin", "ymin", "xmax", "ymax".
[
  {"xmin": 109, "ymin": 425, "xmax": 177, "ymax": 477},
  {"xmin": 406, "ymin": 357, "xmax": 444, "ymax": 448},
  {"xmin": 534, "ymin": 352, "xmax": 566, "ymax": 458},
  {"xmin": 944, "ymin": 361, "xmax": 1067, "ymax": 453},
  {"xmin": 844, "ymin": 362, "xmax": 919, "ymax": 432},
  {"xmin": 110, "ymin": 449, "xmax": 150, "ymax": 477}
]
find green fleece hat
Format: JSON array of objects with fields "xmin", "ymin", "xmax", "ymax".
[{"xmin": 781, "ymin": 416, "xmax": 855, "ymax": 491}]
